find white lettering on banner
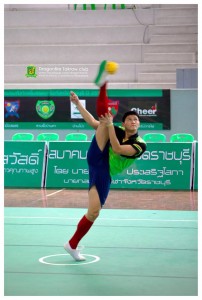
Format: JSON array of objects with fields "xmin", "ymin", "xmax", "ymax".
[
  {"xmin": 4, "ymin": 168, "xmax": 38, "ymax": 175},
  {"xmin": 36, "ymin": 124, "xmax": 56, "ymax": 128},
  {"xmin": 138, "ymin": 149, "xmax": 191, "ymax": 161},
  {"xmin": 112, "ymin": 179, "xmax": 171, "ymax": 186},
  {"xmin": 62, "ymin": 67, "xmax": 77, "ymax": 72},
  {"xmin": 72, "ymin": 169, "xmax": 89, "ymax": 175},
  {"xmin": 72, "ymin": 124, "xmax": 85, "ymax": 129},
  {"xmin": 54, "ymin": 166, "xmax": 69, "ymax": 174},
  {"xmin": 39, "ymin": 66, "xmax": 62, "ymax": 72},
  {"xmin": 127, "ymin": 167, "xmax": 184, "ymax": 178},
  {"xmin": 4, "ymin": 150, "xmax": 42, "ymax": 165},
  {"xmin": 53, "ymin": 167, "xmax": 89, "ymax": 175},
  {"xmin": 49, "ymin": 150, "xmax": 87, "ymax": 160},
  {"xmin": 64, "ymin": 179, "xmax": 89, "ymax": 184},
  {"xmin": 131, "ymin": 107, "xmax": 157, "ymax": 116}
]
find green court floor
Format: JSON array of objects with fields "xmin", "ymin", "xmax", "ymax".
[{"xmin": 4, "ymin": 207, "xmax": 198, "ymax": 296}]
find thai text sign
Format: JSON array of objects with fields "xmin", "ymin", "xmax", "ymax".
[
  {"xmin": 111, "ymin": 143, "xmax": 193, "ymax": 190},
  {"xmin": 46, "ymin": 142, "xmax": 193, "ymax": 190},
  {"xmin": 4, "ymin": 141, "xmax": 46, "ymax": 187},
  {"xmin": 46, "ymin": 142, "xmax": 89, "ymax": 188}
]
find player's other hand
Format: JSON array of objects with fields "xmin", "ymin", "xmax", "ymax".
[
  {"xmin": 100, "ymin": 113, "xmax": 113, "ymax": 126},
  {"xmin": 70, "ymin": 91, "xmax": 79, "ymax": 106}
]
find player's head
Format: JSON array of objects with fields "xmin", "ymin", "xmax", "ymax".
[{"xmin": 122, "ymin": 110, "xmax": 140, "ymax": 123}]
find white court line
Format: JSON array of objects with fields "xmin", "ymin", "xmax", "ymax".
[
  {"xmin": 4, "ymin": 216, "xmax": 197, "ymax": 222},
  {"xmin": 39, "ymin": 253, "xmax": 100, "ymax": 266},
  {"xmin": 35, "ymin": 188, "xmax": 65, "ymax": 201},
  {"xmin": 45, "ymin": 189, "xmax": 65, "ymax": 197}
]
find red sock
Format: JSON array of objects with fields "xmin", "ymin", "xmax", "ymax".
[
  {"xmin": 96, "ymin": 82, "xmax": 109, "ymax": 117},
  {"xmin": 69, "ymin": 215, "xmax": 93, "ymax": 249}
]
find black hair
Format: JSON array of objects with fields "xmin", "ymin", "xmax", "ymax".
[{"xmin": 122, "ymin": 110, "xmax": 140, "ymax": 122}]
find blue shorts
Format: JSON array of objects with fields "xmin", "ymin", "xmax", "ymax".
[{"xmin": 87, "ymin": 136, "xmax": 111, "ymax": 206}]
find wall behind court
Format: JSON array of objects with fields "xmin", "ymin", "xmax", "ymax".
[{"xmin": 169, "ymin": 89, "xmax": 198, "ymax": 139}]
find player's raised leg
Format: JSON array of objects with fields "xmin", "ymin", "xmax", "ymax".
[
  {"xmin": 95, "ymin": 60, "xmax": 118, "ymax": 150},
  {"xmin": 95, "ymin": 60, "xmax": 118, "ymax": 118}
]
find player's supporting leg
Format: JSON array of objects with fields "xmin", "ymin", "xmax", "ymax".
[
  {"xmin": 64, "ymin": 185, "xmax": 101, "ymax": 261},
  {"xmin": 64, "ymin": 121, "xmax": 108, "ymax": 261},
  {"xmin": 64, "ymin": 120, "xmax": 110, "ymax": 261},
  {"xmin": 68, "ymin": 186, "xmax": 100, "ymax": 245}
]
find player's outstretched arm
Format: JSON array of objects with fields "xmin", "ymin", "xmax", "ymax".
[{"xmin": 70, "ymin": 91, "xmax": 100, "ymax": 130}]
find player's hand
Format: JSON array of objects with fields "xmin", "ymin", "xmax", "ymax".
[
  {"xmin": 70, "ymin": 91, "xmax": 79, "ymax": 106},
  {"xmin": 100, "ymin": 113, "xmax": 113, "ymax": 126}
]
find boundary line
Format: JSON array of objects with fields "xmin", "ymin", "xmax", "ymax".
[{"xmin": 4, "ymin": 216, "xmax": 197, "ymax": 222}]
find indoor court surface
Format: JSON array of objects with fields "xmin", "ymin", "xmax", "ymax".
[{"xmin": 4, "ymin": 189, "xmax": 198, "ymax": 296}]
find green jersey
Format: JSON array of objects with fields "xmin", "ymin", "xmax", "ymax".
[{"xmin": 109, "ymin": 126, "xmax": 146, "ymax": 176}]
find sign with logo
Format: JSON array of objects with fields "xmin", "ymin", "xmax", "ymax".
[
  {"xmin": 45, "ymin": 142, "xmax": 193, "ymax": 190},
  {"xmin": 132, "ymin": 103, "xmax": 157, "ymax": 117},
  {"xmin": 115, "ymin": 91, "xmax": 170, "ymax": 129},
  {"xmin": 108, "ymin": 100, "xmax": 119, "ymax": 116},
  {"xmin": 36, "ymin": 100, "xmax": 55, "ymax": 119},
  {"xmin": 25, "ymin": 65, "xmax": 37, "ymax": 78},
  {"xmin": 4, "ymin": 141, "xmax": 46, "ymax": 187},
  {"xmin": 4, "ymin": 89, "xmax": 170, "ymax": 130},
  {"xmin": 71, "ymin": 99, "xmax": 86, "ymax": 119},
  {"xmin": 4, "ymin": 101, "xmax": 20, "ymax": 118}
]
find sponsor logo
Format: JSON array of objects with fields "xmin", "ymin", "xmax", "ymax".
[
  {"xmin": 108, "ymin": 100, "xmax": 119, "ymax": 116},
  {"xmin": 26, "ymin": 65, "xmax": 37, "ymax": 77},
  {"xmin": 71, "ymin": 100, "xmax": 86, "ymax": 119},
  {"xmin": 132, "ymin": 103, "xmax": 157, "ymax": 117},
  {"xmin": 4, "ymin": 100, "xmax": 20, "ymax": 118},
  {"xmin": 36, "ymin": 100, "xmax": 55, "ymax": 119}
]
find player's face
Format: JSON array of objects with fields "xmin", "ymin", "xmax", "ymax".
[{"xmin": 122, "ymin": 115, "xmax": 140, "ymax": 132}]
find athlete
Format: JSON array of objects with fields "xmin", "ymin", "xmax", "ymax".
[{"xmin": 64, "ymin": 60, "xmax": 146, "ymax": 261}]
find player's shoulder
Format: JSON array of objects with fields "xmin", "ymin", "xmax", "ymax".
[
  {"xmin": 136, "ymin": 136, "xmax": 146, "ymax": 145},
  {"xmin": 134, "ymin": 135, "xmax": 147, "ymax": 151},
  {"xmin": 114, "ymin": 125, "xmax": 125, "ymax": 136},
  {"xmin": 114, "ymin": 125, "xmax": 124, "ymax": 131}
]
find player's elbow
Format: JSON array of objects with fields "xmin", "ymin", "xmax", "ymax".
[
  {"xmin": 89, "ymin": 120, "xmax": 99, "ymax": 130},
  {"xmin": 112, "ymin": 145, "xmax": 122, "ymax": 155}
]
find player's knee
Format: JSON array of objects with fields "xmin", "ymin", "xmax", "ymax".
[{"xmin": 87, "ymin": 210, "xmax": 100, "ymax": 222}]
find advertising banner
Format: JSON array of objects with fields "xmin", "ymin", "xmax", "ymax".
[
  {"xmin": 111, "ymin": 142, "xmax": 193, "ymax": 190},
  {"xmin": 4, "ymin": 89, "xmax": 170, "ymax": 130},
  {"xmin": 46, "ymin": 142, "xmax": 193, "ymax": 190},
  {"xmin": 46, "ymin": 141, "xmax": 89, "ymax": 188},
  {"xmin": 4, "ymin": 141, "xmax": 46, "ymax": 187}
]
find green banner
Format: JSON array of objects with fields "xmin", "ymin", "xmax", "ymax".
[
  {"xmin": 46, "ymin": 142, "xmax": 193, "ymax": 190},
  {"xmin": 4, "ymin": 122, "xmax": 163, "ymax": 130},
  {"xmin": 4, "ymin": 141, "xmax": 193, "ymax": 189},
  {"xmin": 111, "ymin": 143, "xmax": 193, "ymax": 190},
  {"xmin": 46, "ymin": 142, "xmax": 89, "ymax": 188},
  {"xmin": 4, "ymin": 89, "xmax": 163, "ymax": 98},
  {"xmin": 4, "ymin": 122, "xmax": 92, "ymax": 130},
  {"xmin": 4, "ymin": 141, "xmax": 46, "ymax": 187}
]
